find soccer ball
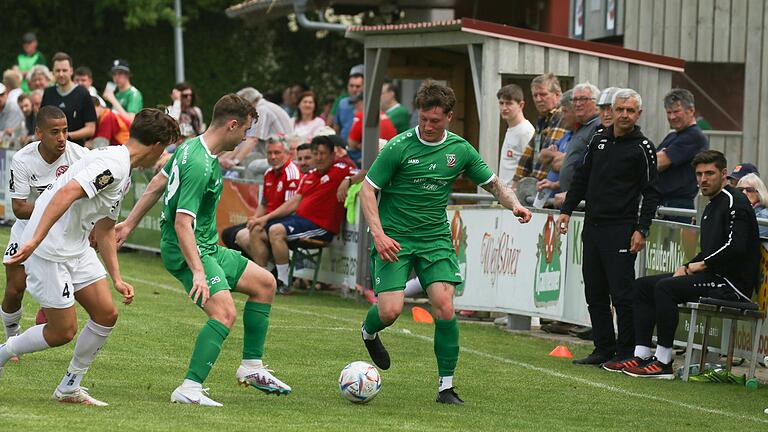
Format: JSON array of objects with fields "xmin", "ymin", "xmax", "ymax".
[{"xmin": 338, "ymin": 361, "xmax": 381, "ymax": 403}]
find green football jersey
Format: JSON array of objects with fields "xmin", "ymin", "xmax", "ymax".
[
  {"xmin": 115, "ymin": 86, "xmax": 143, "ymax": 113},
  {"xmin": 160, "ymin": 136, "xmax": 222, "ymax": 270},
  {"xmin": 366, "ymin": 127, "xmax": 493, "ymax": 240}
]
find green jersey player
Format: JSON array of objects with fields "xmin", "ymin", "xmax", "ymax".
[
  {"xmin": 359, "ymin": 81, "xmax": 532, "ymax": 404},
  {"xmin": 116, "ymin": 94, "xmax": 291, "ymax": 407}
]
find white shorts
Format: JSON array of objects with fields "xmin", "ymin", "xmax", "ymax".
[
  {"xmin": 3, "ymin": 220, "xmax": 27, "ymax": 265},
  {"xmin": 25, "ymin": 248, "xmax": 106, "ymax": 309}
]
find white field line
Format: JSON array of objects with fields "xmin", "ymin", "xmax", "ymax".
[{"xmin": 125, "ymin": 275, "xmax": 768, "ymax": 425}]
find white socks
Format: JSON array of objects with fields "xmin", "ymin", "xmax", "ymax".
[
  {"xmin": 439, "ymin": 376, "xmax": 453, "ymax": 392},
  {"xmin": 403, "ymin": 278, "xmax": 423, "ymax": 298},
  {"xmin": 655, "ymin": 346, "xmax": 673, "ymax": 364},
  {"xmin": 58, "ymin": 320, "xmax": 114, "ymax": 393},
  {"xmin": 182, "ymin": 379, "xmax": 202, "ymax": 389},
  {"xmin": 276, "ymin": 264, "xmax": 289, "ymax": 285},
  {"xmin": 361, "ymin": 325, "xmax": 376, "ymax": 341},
  {"xmin": 3, "ymin": 324, "xmax": 49, "ymax": 365},
  {"xmin": 634, "ymin": 345, "xmax": 653, "ymax": 359},
  {"xmin": 241, "ymin": 359, "xmax": 263, "ymax": 369},
  {"xmin": 1, "ymin": 306, "xmax": 22, "ymax": 339}
]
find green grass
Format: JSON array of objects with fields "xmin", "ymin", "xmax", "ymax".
[{"xmin": 0, "ymin": 225, "xmax": 767, "ymax": 431}]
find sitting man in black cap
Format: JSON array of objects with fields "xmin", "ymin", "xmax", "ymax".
[{"xmin": 102, "ymin": 59, "xmax": 143, "ymax": 121}]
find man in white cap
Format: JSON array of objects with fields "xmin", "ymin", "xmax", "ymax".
[{"xmin": 102, "ymin": 59, "xmax": 143, "ymax": 121}]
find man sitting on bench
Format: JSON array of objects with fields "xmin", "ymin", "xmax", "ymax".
[
  {"xmin": 248, "ymin": 135, "xmax": 364, "ymax": 293},
  {"xmin": 602, "ymin": 150, "xmax": 760, "ymax": 379}
]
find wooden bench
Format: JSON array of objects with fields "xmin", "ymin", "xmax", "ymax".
[
  {"xmin": 679, "ymin": 297, "xmax": 765, "ymax": 381},
  {"xmin": 287, "ymin": 238, "xmax": 331, "ymax": 293}
]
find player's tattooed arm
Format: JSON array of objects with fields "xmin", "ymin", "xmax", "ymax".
[{"xmin": 481, "ymin": 175, "xmax": 533, "ymax": 224}]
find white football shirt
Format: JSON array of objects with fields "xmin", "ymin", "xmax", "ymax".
[
  {"xmin": 23, "ymin": 145, "xmax": 131, "ymax": 262},
  {"xmin": 9, "ymin": 140, "xmax": 90, "ymax": 216}
]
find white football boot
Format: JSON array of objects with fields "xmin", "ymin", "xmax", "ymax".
[
  {"xmin": 53, "ymin": 387, "xmax": 109, "ymax": 406},
  {"xmin": 236, "ymin": 364, "xmax": 292, "ymax": 395},
  {"xmin": 171, "ymin": 385, "xmax": 223, "ymax": 407}
]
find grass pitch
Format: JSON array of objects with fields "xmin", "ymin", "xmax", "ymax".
[{"xmin": 0, "ymin": 227, "xmax": 767, "ymax": 431}]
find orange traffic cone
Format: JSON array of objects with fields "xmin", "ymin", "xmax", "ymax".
[
  {"xmin": 548, "ymin": 345, "xmax": 573, "ymax": 358},
  {"xmin": 411, "ymin": 306, "xmax": 434, "ymax": 323}
]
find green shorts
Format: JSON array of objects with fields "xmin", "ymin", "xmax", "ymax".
[
  {"xmin": 371, "ymin": 236, "xmax": 463, "ymax": 294},
  {"xmin": 166, "ymin": 245, "xmax": 249, "ymax": 307}
]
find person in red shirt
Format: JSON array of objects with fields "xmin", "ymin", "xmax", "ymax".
[
  {"xmin": 89, "ymin": 96, "xmax": 131, "ymax": 148},
  {"xmin": 221, "ymin": 137, "xmax": 301, "ymax": 260},
  {"xmin": 346, "ymin": 93, "xmax": 397, "ymax": 166},
  {"xmin": 249, "ymin": 135, "xmax": 366, "ymax": 291}
]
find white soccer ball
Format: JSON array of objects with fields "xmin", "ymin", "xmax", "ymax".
[{"xmin": 338, "ymin": 361, "xmax": 381, "ymax": 403}]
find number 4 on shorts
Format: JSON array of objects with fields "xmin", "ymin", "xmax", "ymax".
[{"xmin": 62, "ymin": 283, "xmax": 71, "ymax": 298}]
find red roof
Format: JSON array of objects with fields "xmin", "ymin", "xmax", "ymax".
[{"xmin": 348, "ymin": 18, "xmax": 684, "ymax": 72}]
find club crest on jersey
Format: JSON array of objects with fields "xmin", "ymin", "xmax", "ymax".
[
  {"xmin": 446, "ymin": 153, "xmax": 456, "ymax": 168},
  {"xmin": 56, "ymin": 165, "xmax": 69, "ymax": 178},
  {"xmin": 321, "ymin": 174, "xmax": 330, "ymax": 184},
  {"xmin": 93, "ymin": 170, "xmax": 114, "ymax": 190}
]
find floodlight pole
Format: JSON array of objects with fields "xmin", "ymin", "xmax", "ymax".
[{"xmin": 174, "ymin": 0, "xmax": 185, "ymax": 83}]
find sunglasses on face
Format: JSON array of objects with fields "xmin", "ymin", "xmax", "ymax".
[{"xmin": 737, "ymin": 186, "xmax": 757, "ymax": 193}]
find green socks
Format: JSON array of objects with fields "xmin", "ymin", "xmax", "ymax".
[
  {"xmin": 434, "ymin": 317, "xmax": 459, "ymax": 377},
  {"xmin": 243, "ymin": 301, "xmax": 271, "ymax": 360},
  {"xmin": 363, "ymin": 305, "xmax": 388, "ymax": 335},
  {"xmin": 185, "ymin": 319, "xmax": 230, "ymax": 383}
]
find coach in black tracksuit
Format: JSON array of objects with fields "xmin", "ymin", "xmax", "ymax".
[
  {"xmin": 557, "ymin": 89, "xmax": 660, "ymax": 365},
  {"xmin": 614, "ymin": 150, "xmax": 760, "ymax": 379}
]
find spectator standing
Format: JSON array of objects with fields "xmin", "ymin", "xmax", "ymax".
[
  {"xmin": 221, "ymin": 87, "xmax": 292, "ymax": 169},
  {"xmin": 496, "ymin": 84, "xmax": 535, "ymax": 187},
  {"xmin": 736, "ymin": 173, "xmax": 768, "ymax": 237},
  {"xmin": 347, "ymin": 93, "xmax": 397, "ymax": 167},
  {"xmin": 0, "ymin": 84, "xmax": 26, "ymax": 147},
  {"xmin": 291, "ymin": 91, "xmax": 325, "ymax": 141},
  {"xmin": 536, "ymin": 90, "xmax": 576, "ymax": 196},
  {"xmin": 17, "ymin": 94, "xmax": 35, "ymax": 143},
  {"xmin": 27, "ymin": 65, "xmax": 52, "ymax": 92},
  {"xmin": 558, "ymin": 89, "xmax": 660, "ymax": 365},
  {"xmin": 4, "ymin": 70, "xmax": 24, "ymax": 110},
  {"xmin": 656, "ymin": 89, "xmax": 709, "ymax": 221},
  {"xmin": 15, "ymin": 33, "xmax": 46, "ymax": 94},
  {"xmin": 557, "ymin": 82, "xmax": 602, "ymax": 193},
  {"xmin": 607, "ymin": 150, "xmax": 759, "ymax": 378},
  {"xmin": 102, "ymin": 59, "xmax": 143, "ymax": 121},
  {"xmin": 727, "ymin": 162, "xmax": 759, "ymax": 187},
  {"xmin": 512, "ymin": 73, "xmax": 567, "ymax": 188},
  {"xmin": 90, "ymin": 96, "xmax": 131, "ymax": 147},
  {"xmin": 41, "ymin": 52, "xmax": 96, "ymax": 146},
  {"xmin": 168, "ymin": 82, "xmax": 205, "ymax": 139},
  {"xmin": 73, "ymin": 66, "xmax": 106, "ymax": 107},
  {"xmin": 380, "ymin": 81, "xmax": 410, "ymax": 134},
  {"xmin": 332, "ymin": 65, "xmax": 364, "ymax": 140}
]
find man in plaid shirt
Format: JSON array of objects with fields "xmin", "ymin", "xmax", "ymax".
[{"xmin": 511, "ymin": 73, "xmax": 567, "ymax": 188}]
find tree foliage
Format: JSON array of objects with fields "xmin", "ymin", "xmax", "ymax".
[{"xmin": 2, "ymin": 0, "xmax": 362, "ymax": 116}]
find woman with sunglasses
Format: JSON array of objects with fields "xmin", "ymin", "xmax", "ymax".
[
  {"xmin": 169, "ymin": 82, "xmax": 206, "ymax": 139},
  {"xmin": 736, "ymin": 173, "xmax": 768, "ymax": 237}
]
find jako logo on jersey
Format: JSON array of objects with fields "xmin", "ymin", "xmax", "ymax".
[
  {"xmin": 407, "ymin": 159, "xmax": 420, "ymax": 164},
  {"xmin": 320, "ymin": 174, "xmax": 330, "ymax": 184},
  {"xmin": 446, "ymin": 154, "xmax": 456, "ymax": 168},
  {"xmin": 55, "ymin": 165, "xmax": 69, "ymax": 178}
]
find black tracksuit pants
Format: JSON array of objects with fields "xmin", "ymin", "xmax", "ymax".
[
  {"xmin": 634, "ymin": 272, "xmax": 740, "ymax": 348},
  {"xmin": 582, "ymin": 223, "xmax": 637, "ymax": 358}
]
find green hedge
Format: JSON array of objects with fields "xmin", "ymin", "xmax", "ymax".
[{"xmin": 1, "ymin": 1, "xmax": 362, "ymax": 117}]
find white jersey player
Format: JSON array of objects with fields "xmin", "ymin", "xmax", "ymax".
[
  {"xmin": 1, "ymin": 107, "xmax": 88, "ymax": 342},
  {"xmin": 0, "ymin": 108, "xmax": 179, "ymax": 406}
]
